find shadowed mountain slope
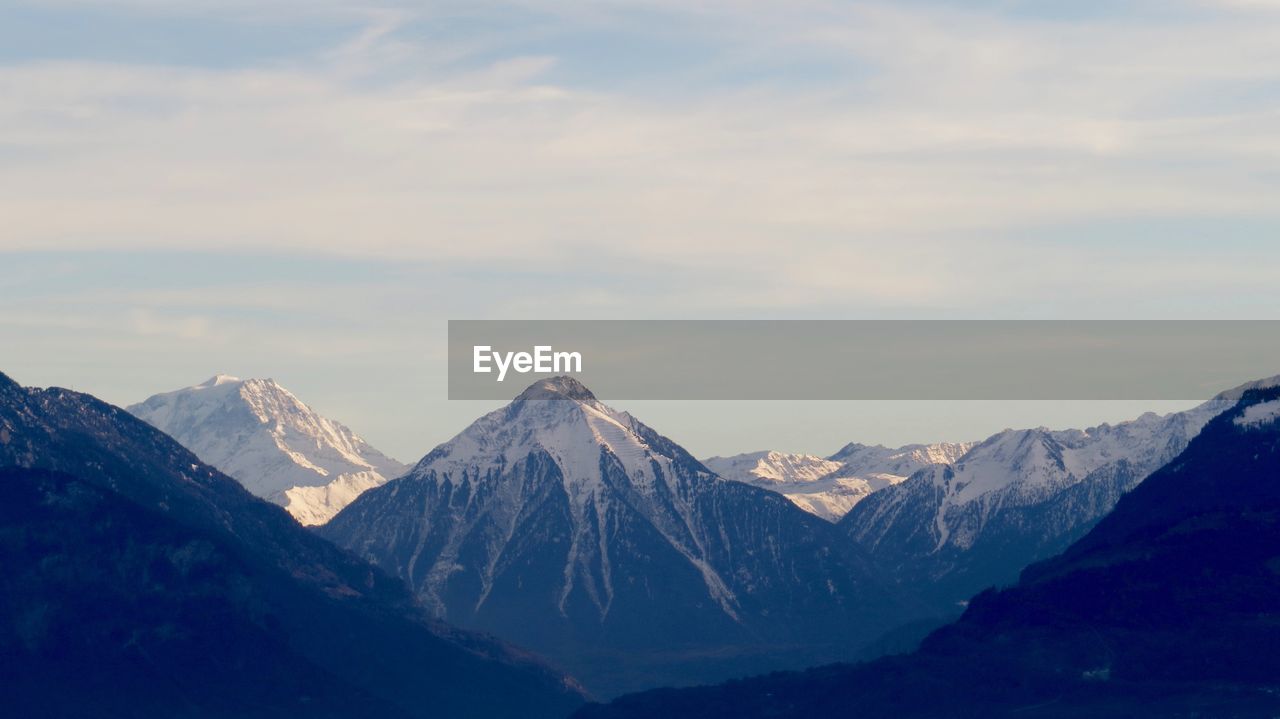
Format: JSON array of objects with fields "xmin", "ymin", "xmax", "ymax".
[{"xmin": 0, "ymin": 371, "xmax": 584, "ymax": 719}]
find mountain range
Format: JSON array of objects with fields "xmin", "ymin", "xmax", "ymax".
[
  {"xmin": 0, "ymin": 370, "xmax": 584, "ymax": 718},
  {"xmin": 704, "ymin": 442, "xmax": 973, "ymax": 521},
  {"xmin": 15, "ymin": 365, "xmax": 1277, "ymax": 716},
  {"xmin": 577, "ymin": 385, "xmax": 1280, "ymax": 718},
  {"xmin": 702, "ymin": 398, "xmax": 1246, "ymax": 621},
  {"xmin": 320, "ymin": 375, "xmax": 1276, "ymax": 699},
  {"xmin": 128, "ymin": 375, "xmax": 408, "ymax": 525},
  {"xmin": 321, "ymin": 377, "xmax": 920, "ymax": 697},
  {"xmin": 706, "ymin": 392, "xmax": 1254, "ymax": 619},
  {"xmin": 839, "ymin": 395, "xmax": 1235, "ymax": 612}
]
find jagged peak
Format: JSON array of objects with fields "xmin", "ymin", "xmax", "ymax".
[
  {"xmin": 0, "ymin": 370, "xmax": 19, "ymax": 391},
  {"xmin": 514, "ymin": 376, "xmax": 597, "ymax": 402},
  {"xmin": 828, "ymin": 442, "xmax": 874, "ymax": 459}
]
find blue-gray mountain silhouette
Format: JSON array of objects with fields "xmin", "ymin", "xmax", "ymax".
[{"xmin": 0, "ymin": 371, "xmax": 584, "ymax": 718}]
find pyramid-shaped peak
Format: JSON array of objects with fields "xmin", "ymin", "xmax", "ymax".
[{"xmin": 515, "ymin": 376, "xmax": 597, "ymax": 402}]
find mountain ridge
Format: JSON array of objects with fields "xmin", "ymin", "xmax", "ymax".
[
  {"xmin": 838, "ymin": 394, "xmax": 1232, "ymax": 611},
  {"xmin": 705, "ymin": 442, "xmax": 973, "ymax": 521}
]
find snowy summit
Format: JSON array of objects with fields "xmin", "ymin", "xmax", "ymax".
[
  {"xmin": 128, "ymin": 375, "xmax": 408, "ymax": 525},
  {"xmin": 321, "ymin": 376, "xmax": 903, "ymax": 696}
]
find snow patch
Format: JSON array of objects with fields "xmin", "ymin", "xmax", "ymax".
[{"xmin": 1235, "ymin": 399, "xmax": 1280, "ymax": 429}]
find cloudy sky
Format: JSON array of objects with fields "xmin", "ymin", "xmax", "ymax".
[{"xmin": 3, "ymin": 0, "xmax": 1279, "ymax": 460}]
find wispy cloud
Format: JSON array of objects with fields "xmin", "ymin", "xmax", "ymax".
[
  {"xmin": 2, "ymin": 0, "xmax": 1279, "ymax": 456},
  {"xmin": 2, "ymin": 2, "xmax": 1278, "ymax": 304}
]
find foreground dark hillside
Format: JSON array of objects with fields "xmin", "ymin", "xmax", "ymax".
[
  {"xmin": 0, "ymin": 466, "xmax": 408, "ymax": 718},
  {"xmin": 578, "ymin": 388, "xmax": 1280, "ymax": 718},
  {"xmin": 0, "ymin": 371, "xmax": 584, "ymax": 719}
]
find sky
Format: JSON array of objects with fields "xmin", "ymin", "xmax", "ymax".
[{"xmin": 2, "ymin": 0, "xmax": 1279, "ymax": 461}]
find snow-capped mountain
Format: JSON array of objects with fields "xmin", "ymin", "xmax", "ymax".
[
  {"xmin": 0, "ymin": 370, "xmax": 584, "ymax": 719},
  {"xmin": 128, "ymin": 375, "xmax": 408, "ymax": 525},
  {"xmin": 704, "ymin": 442, "xmax": 972, "ymax": 522},
  {"xmin": 322, "ymin": 377, "xmax": 912, "ymax": 698},
  {"xmin": 839, "ymin": 393, "xmax": 1242, "ymax": 611}
]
